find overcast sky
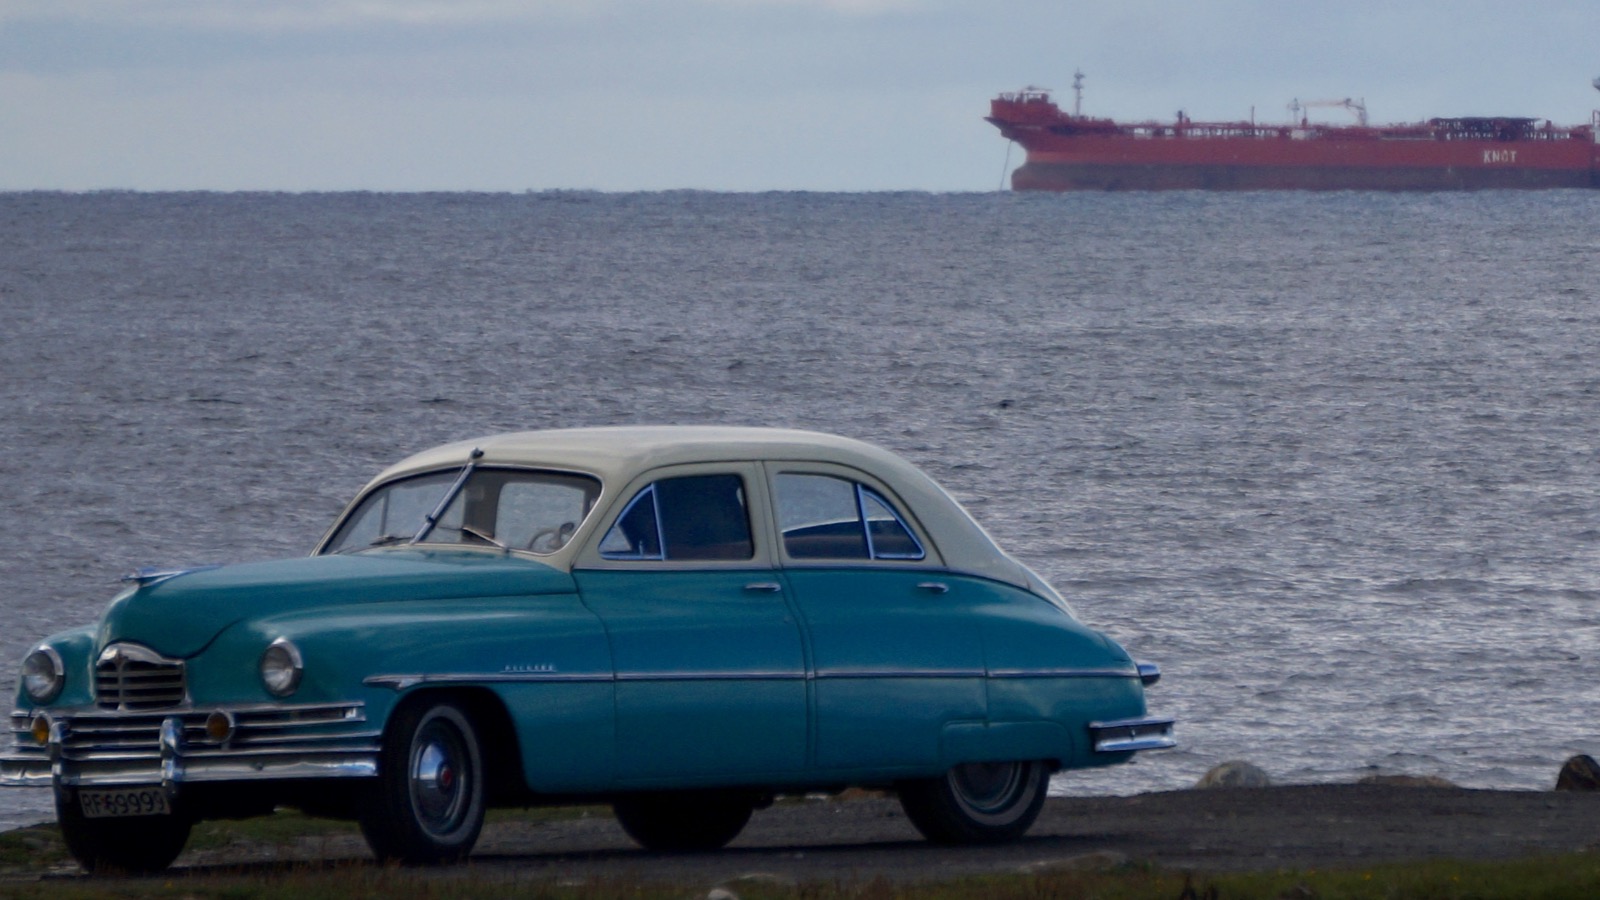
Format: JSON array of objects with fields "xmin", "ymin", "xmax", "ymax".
[{"xmin": 2, "ymin": 0, "xmax": 1597, "ymax": 192}]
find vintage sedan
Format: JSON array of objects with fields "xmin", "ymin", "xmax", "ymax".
[{"xmin": 3, "ymin": 426, "xmax": 1173, "ymax": 873}]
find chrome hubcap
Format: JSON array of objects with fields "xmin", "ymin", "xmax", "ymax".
[
  {"xmin": 950, "ymin": 762, "xmax": 1024, "ymax": 814},
  {"xmin": 411, "ymin": 726, "xmax": 468, "ymax": 833}
]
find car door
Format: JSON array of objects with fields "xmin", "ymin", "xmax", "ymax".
[
  {"xmin": 767, "ymin": 464, "xmax": 988, "ymax": 774},
  {"xmin": 571, "ymin": 463, "xmax": 808, "ymax": 783}
]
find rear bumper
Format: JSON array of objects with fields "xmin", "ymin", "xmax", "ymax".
[
  {"xmin": 2, "ymin": 702, "xmax": 379, "ymax": 790},
  {"xmin": 1089, "ymin": 716, "xmax": 1177, "ymax": 753}
]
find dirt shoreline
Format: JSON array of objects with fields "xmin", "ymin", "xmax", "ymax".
[{"xmin": 14, "ymin": 783, "xmax": 1600, "ymax": 883}]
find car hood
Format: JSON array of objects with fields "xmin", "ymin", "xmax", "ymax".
[{"xmin": 98, "ymin": 549, "xmax": 576, "ymax": 658}]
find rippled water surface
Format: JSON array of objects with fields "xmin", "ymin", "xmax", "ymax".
[{"xmin": 2, "ymin": 190, "xmax": 1599, "ymax": 830}]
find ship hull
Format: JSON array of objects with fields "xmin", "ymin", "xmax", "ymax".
[{"xmin": 1013, "ymin": 160, "xmax": 1598, "ymax": 192}]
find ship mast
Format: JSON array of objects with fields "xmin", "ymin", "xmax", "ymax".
[
  {"xmin": 1289, "ymin": 97, "xmax": 1368, "ymax": 127},
  {"xmin": 1072, "ymin": 70, "xmax": 1084, "ymax": 117}
]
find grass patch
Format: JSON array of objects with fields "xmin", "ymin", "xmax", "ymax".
[
  {"xmin": 186, "ymin": 811, "xmax": 360, "ymax": 854},
  {"xmin": 0, "ymin": 822, "xmax": 67, "ymax": 871},
  {"xmin": 2, "ymin": 853, "xmax": 1600, "ymax": 899},
  {"xmin": 1204, "ymin": 855, "xmax": 1600, "ymax": 899}
]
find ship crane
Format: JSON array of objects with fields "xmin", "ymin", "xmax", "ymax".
[
  {"xmin": 1592, "ymin": 77, "xmax": 1599, "ymax": 135},
  {"xmin": 1288, "ymin": 97, "xmax": 1369, "ymax": 127}
]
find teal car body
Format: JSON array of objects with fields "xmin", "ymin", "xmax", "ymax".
[{"xmin": 3, "ymin": 426, "xmax": 1172, "ymax": 871}]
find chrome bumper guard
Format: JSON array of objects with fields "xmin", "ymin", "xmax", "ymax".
[
  {"xmin": 1, "ymin": 702, "xmax": 379, "ymax": 789},
  {"xmin": 1089, "ymin": 715, "xmax": 1177, "ymax": 753}
]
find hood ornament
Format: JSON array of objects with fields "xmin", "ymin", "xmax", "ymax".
[{"xmin": 120, "ymin": 565, "xmax": 222, "ymax": 587}]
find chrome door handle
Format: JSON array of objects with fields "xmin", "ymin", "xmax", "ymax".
[
  {"xmin": 744, "ymin": 582, "xmax": 782, "ymax": 593},
  {"xmin": 917, "ymin": 581, "xmax": 950, "ymax": 594}
]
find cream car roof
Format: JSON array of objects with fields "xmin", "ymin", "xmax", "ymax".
[{"xmin": 358, "ymin": 426, "xmax": 1036, "ymax": 590}]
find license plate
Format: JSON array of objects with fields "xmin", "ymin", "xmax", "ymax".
[{"xmin": 79, "ymin": 787, "xmax": 172, "ymax": 819}]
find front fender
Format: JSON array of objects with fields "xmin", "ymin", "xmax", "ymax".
[
  {"xmin": 194, "ymin": 593, "xmax": 612, "ymax": 703},
  {"xmin": 10, "ymin": 624, "xmax": 97, "ymax": 710},
  {"xmin": 190, "ymin": 593, "xmax": 618, "ymax": 793}
]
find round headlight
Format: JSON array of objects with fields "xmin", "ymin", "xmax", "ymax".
[
  {"xmin": 21, "ymin": 646, "xmax": 64, "ymax": 704},
  {"xmin": 259, "ymin": 638, "xmax": 303, "ymax": 698}
]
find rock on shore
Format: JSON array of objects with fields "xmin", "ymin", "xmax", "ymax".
[
  {"xmin": 1193, "ymin": 761, "xmax": 1271, "ymax": 789},
  {"xmin": 1556, "ymin": 754, "xmax": 1600, "ymax": 791}
]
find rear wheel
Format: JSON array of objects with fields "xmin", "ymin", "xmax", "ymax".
[
  {"xmin": 897, "ymin": 760, "xmax": 1049, "ymax": 844},
  {"xmin": 359, "ymin": 700, "xmax": 485, "ymax": 865},
  {"xmin": 55, "ymin": 788, "xmax": 192, "ymax": 874},
  {"xmin": 612, "ymin": 790, "xmax": 755, "ymax": 851}
]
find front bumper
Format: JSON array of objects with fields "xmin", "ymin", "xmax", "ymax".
[
  {"xmin": 1, "ymin": 702, "xmax": 379, "ymax": 789},
  {"xmin": 1088, "ymin": 716, "xmax": 1177, "ymax": 753}
]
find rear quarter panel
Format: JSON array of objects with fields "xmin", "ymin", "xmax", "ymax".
[{"xmin": 964, "ymin": 578, "xmax": 1150, "ymax": 769}]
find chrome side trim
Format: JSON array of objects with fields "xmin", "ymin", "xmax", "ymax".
[
  {"xmin": 988, "ymin": 667, "xmax": 1140, "ymax": 679},
  {"xmin": 816, "ymin": 668, "xmax": 987, "ymax": 679},
  {"xmin": 616, "ymin": 671, "xmax": 805, "ymax": 682},
  {"xmin": 364, "ymin": 671, "xmax": 811, "ymax": 690},
  {"xmin": 365, "ymin": 672, "xmax": 614, "ymax": 690},
  {"xmin": 1088, "ymin": 716, "xmax": 1176, "ymax": 753},
  {"xmin": 362, "ymin": 665, "xmax": 1141, "ymax": 692}
]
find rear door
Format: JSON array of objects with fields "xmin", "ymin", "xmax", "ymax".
[
  {"xmin": 767, "ymin": 464, "xmax": 988, "ymax": 774},
  {"xmin": 572, "ymin": 463, "xmax": 808, "ymax": 783}
]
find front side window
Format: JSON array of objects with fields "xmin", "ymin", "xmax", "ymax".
[
  {"xmin": 775, "ymin": 473, "xmax": 925, "ymax": 561},
  {"xmin": 323, "ymin": 468, "xmax": 601, "ymax": 555},
  {"xmin": 599, "ymin": 473, "xmax": 753, "ymax": 561}
]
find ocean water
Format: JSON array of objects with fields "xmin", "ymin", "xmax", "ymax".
[{"xmin": 2, "ymin": 189, "xmax": 1599, "ymax": 831}]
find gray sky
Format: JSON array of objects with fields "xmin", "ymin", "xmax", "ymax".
[{"xmin": 3, "ymin": 0, "xmax": 1596, "ymax": 192}]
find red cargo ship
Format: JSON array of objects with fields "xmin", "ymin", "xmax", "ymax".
[{"xmin": 988, "ymin": 75, "xmax": 1600, "ymax": 191}]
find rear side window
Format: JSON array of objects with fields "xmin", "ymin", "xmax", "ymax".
[
  {"xmin": 599, "ymin": 473, "xmax": 753, "ymax": 561},
  {"xmin": 775, "ymin": 473, "xmax": 925, "ymax": 561}
]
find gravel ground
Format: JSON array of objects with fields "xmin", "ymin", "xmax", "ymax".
[{"xmin": 19, "ymin": 784, "xmax": 1598, "ymax": 885}]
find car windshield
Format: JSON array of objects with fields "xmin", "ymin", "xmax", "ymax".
[{"xmin": 322, "ymin": 467, "xmax": 602, "ymax": 556}]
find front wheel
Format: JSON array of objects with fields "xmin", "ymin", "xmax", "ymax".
[
  {"xmin": 897, "ymin": 760, "xmax": 1049, "ymax": 844},
  {"xmin": 55, "ymin": 788, "xmax": 192, "ymax": 874},
  {"xmin": 612, "ymin": 790, "xmax": 755, "ymax": 851},
  {"xmin": 359, "ymin": 700, "xmax": 486, "ymax": 865}
]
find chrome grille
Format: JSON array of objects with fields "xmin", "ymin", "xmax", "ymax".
[
  {"xmin": 95, "ymin": 643, "xmax": 186, "ymax": 711},
  {"xmin": 4, "ymin": 703, "xmax": 376, "ymax": 787}
]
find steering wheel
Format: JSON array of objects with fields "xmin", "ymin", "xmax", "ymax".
[{"xmin": 526, "ymin": 522, "xmax": 576, "ymax": 553}]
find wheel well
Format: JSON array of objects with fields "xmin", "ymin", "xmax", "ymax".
[{"xmin": 389, "ymin": 687, "xmax": 532, "ymax": 807}]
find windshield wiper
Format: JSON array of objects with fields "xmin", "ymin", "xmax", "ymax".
[{"xmin": 412, "ymin": 447, "xmax": 484, "ymax": 544}]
